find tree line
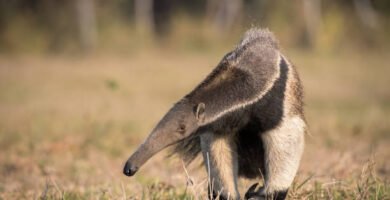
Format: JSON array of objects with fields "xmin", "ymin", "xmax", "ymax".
[{"xmin": 0, "ymin": 0, "xmax": 389, "ymax": 52}]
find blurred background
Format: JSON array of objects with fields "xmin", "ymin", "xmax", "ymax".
[
  {"xmin": 1, "ymin": 0, "xmax": 390, "ymax": 53},
  {"xmin": 0, "ymin": 0, "xmax": 389, "ymax": 199}
]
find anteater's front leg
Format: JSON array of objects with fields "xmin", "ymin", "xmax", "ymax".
[
  {"xmin": 201, "ymin": 132, "xmax": 240, "ymax": 200},
  {"xmin": 245, "ymin": 116, "xmax": 305, "ymax": 200}
]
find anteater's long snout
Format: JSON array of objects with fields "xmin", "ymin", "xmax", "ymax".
[
  {"xmin": 122, "ymin": 143, "xmax": 153, "ymax": 177},
  {"xmin": 122, "ymin": 103, "xmax": 197, "ymax": 177},
  {"xmin": 122, "ymin": 128, "xmax": 181, "ymax": 177},
  {"xmin": 123, "ymin": 161, "xmax": 138, "ymax": 176}
]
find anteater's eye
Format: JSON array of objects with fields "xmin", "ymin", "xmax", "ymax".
[{"xmin": 177, "ymin": 124, "xmax": 186, "ymax": 134}]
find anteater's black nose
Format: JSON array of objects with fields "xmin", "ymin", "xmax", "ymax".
[{"xmin": 123, "ymin": 162, "xmax": 138, "ymax": 176}]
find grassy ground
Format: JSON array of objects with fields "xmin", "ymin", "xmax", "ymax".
[{"xmin": 0, "ymin": 48, "xmax": 389, "ymax": 199}]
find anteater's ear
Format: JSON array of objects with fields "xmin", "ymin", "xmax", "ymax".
[{"xmin": 195, "ymin": 103, "xmax": 206, "ymax": 121}]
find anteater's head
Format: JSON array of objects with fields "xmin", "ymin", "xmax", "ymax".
[{"xmin": 123, "ymin": 100, "xmax": 205, "ymax": 176}]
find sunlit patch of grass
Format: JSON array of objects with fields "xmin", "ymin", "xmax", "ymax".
[
  {"xmin": 36, "ymin": 179, "xmax": 193, "ymax": 200},
  {"xmin": 290, "ymin": 160, "xmax": 390, "ymax": 200},
  {"xmin": 142, "ymin": 182, "xmax": 192, "ymax": 200}
]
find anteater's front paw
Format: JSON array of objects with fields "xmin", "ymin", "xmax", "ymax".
[
  {"xmin": 244, "ymin": 183, "xmax": 265, "ymax": 200},
  {"xmin": 244, "ymin": 183, "xmax": 288, "ymax": 200}
]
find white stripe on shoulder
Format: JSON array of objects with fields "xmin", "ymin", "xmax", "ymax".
[{"xmin": 200, "ymin": 52, "xmax": 282, "ymax": 126}]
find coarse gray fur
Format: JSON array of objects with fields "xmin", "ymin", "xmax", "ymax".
[
  {"xmin": 173, "ymin": 28, "xmax": 303, "ymax": 167},
  {"xmin": 123, "ymin": 28, "xmax": 306, "ymax": 200}
]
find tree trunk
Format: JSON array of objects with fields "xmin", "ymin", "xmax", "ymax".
[
  {"xmin": 135, "ymin": 0, "xmax": 154, "ymax": 35},
  {"xmin": 353, "ymin": 0, "xmax": 379, "ymax": 30},
  {"xmin": 75, "ymin": 0, "xmax": 97, "ymax": 51},
  {"xmin": 208, "ymin": 0, "xmax": 242, "ymax": 33},
  {"xmin": 302, "ymin": 0, "xmax": 322, "ymax": 48}
]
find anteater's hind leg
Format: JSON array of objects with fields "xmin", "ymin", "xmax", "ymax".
[
  {"xmin": 245, "ymin": 116, "xmax": 305, "ymax": 200},
  {"xmin": 201, "ymin": 132, "xmax": 240, "ymax": 200}
]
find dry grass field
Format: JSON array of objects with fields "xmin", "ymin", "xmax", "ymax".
[{"xmin": 0, "ymin": 48, "xmax": 389, "ymax": 199}]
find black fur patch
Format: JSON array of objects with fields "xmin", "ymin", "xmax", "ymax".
[
  {"xmin": 252, "ymin": 56, "xmax": 288, "ymax": 132},
  {"xmin": 236, "ymin": 119, "xmax": 265, "ymax": 178},
  {"xmin": 237, "ymin": 56, "xmax": 288, "ymax": 179}
]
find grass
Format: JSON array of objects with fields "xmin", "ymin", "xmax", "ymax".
[
  {"xmin": 290, "ymin": 160, "xmax": 389, "ymax": 199},
  {"xmin": 0, "ymin": 47, "xmax": 389, "ymax": 199}
]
